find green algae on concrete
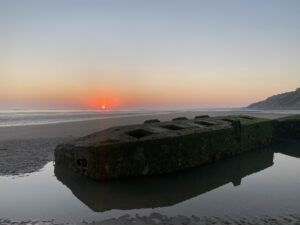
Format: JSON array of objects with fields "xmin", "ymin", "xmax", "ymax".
[
  {"xmin": 274, "ymin": 115, "xmax": 300, "ymax": 139},
  {"xmin": 55, "ymin": 115, "xmax": 276, "ymax": 180}
]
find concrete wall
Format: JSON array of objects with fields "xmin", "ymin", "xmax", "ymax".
[
  {"xmin": 55, "ymin": 118, "xmax": 275, "ymax": 180},
  {"xmin": 274, "ymin": 115, "xmax": 300, "ymax": 139}
]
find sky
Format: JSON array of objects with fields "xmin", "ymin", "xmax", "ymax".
[{"xmin": 0, "ymin": 0, "xmax": 300, "ymax": 109}]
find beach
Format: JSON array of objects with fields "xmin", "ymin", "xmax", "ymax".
[
  {"xmin": 0, "ymin": 109, "xmax": 292, "ymax": 176},
  {"xmin": 1, "ymin": 109, "xmax": 300, "ymax": 225},
  {"xmin": 2, "ymin": 0, "xmax": 300, "ymax": 223}
]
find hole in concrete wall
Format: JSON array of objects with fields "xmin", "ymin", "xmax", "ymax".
[
  {"xmin": 127, "ymin": 129, "xmax": 154, "ymax": 138},
  {"xmin": 172, "ymin": 117, "xmax": 188, "ymax": 121},
  {"xmin": 144, "ymin": 119, "xmax": 160, "ymax": 124},
  {"xmin": 195, "ymin": 121, "xmax": 215, "ymax": 127},
  {"xmin": 77, "ymin": 158, "xmax": 87, "ymax": 168},
  {"xmin": 161, "ymin": 125, "xmax": 184, "ymax": 130}
]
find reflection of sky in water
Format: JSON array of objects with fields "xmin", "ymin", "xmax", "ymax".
[{"xmin": 0, "ymin": 140, "xmax": 300, "ymax": 223}]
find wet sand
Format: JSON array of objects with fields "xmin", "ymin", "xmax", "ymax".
[
  {"xmin": 0, "ymin": 110, "xmax": 294, "ymax": 176},
  {"xmin": 0, "ymin": 110, "xmax": 291, "ymax": 141},
  {"xmin": 0, "ymin": 110, "xmax": 299, "ymax": 224},
  {"xmin": 1, "ymin": 213, "xmax": 300, "ymax": 225}
]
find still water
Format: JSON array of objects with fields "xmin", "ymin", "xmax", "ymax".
[{"xmin": 0, "ymin": 140, "xmax": 300, "ymax": 223}]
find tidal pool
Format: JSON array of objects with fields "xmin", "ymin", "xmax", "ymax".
[{"xmin": 0, "ymin": 140, "xmax": 300, "ymax": 223}]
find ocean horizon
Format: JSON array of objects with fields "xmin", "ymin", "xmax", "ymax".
[{"xmin": 1, "ymin": 108, "xmax": 300, "ymax": 127}]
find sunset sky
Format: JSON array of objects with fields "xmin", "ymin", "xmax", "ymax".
[{"xmin": 0, "ymin": 0, "xmax": 299, "ymax": 109}]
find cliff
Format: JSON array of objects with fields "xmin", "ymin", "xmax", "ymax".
[{"xmin": 248, "ymin": 88, "xmax": 300, "ymax": 109}]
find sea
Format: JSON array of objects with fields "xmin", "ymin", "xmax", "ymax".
[
  {"xmin": 0, "ymin": 109, "xmax": 172, "ymax": 127},
  {"xmin": 0, "ymin": 108, "xmax": 299, "ymax": 127}
]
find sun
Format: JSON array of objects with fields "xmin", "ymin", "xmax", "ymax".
[{"xmin": 101, "ymin": 105, "xmax": 106, "ymax": 110}]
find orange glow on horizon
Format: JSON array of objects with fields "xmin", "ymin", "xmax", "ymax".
[
  {"xmin": 1, "ymin": 79, "xmax": 298, "ymax": 109},
  {"xmin": 85, "ymin": 92, "xmax": 122, "ymax": 109}
]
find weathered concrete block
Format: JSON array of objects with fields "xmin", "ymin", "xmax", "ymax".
[
  {"xmin": 55, "ymin": 115, "xmax": 276, "ymax": 180},
  {"xmin": 274, "ymin": 115, "xmax": 300, "ymax": 139}
]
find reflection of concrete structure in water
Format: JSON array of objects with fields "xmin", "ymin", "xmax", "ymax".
[{"xmin": 55, "ymin": 148, "xmax": 274, "ymax": 212}]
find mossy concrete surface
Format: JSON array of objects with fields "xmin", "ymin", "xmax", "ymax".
[
  {"xmin": 274, "ymin": 115, "xmax": 300, "ymax": 139},
  {"xmin": 54, "ymin": 115, "xmax": 283, "ymax": 180}
]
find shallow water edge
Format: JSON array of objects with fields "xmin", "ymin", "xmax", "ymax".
[{"xmin": 1, "ymin": 140, "xmax": 300, "ymax": 223}]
